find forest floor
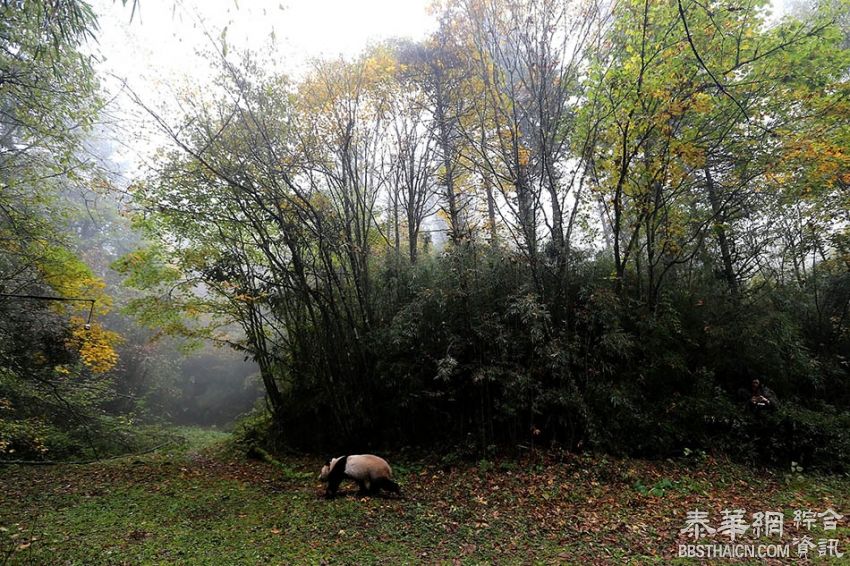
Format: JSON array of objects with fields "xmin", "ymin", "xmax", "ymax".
[{"xmin": 1, "ymin": 428, "xmax": 849, "ymax": 565}]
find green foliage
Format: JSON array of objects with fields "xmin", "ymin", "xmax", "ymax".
[
  {"xmin": 0, "ymin": 0, "xmax": 99, "ymax": 158},
  {"xmin": 232, "ymin": 407, "xmax": 287, "ymax": 457},
  {"xmin": 633, "ymin": 478, "xmax": 674, "ymax": 497},
  {"xmin": 0, "ymin": 358, "xmax": 175, "ymax": 461},
  {"xmin": 0, "ymin": 0, "xmax": 156, "ymax": 462}
]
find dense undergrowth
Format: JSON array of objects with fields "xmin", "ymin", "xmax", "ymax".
[{"xmin": 236, "ymin": 246, "xmax": 850, "ymax": 474}]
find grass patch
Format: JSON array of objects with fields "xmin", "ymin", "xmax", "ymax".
[{"xmin": 1, "ymin": 429, "xmax": 848, "ymax": 564}]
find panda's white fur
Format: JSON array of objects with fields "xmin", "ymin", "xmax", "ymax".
[{"xmin": 319, "ymin": 454, "xmax": 400, "ymax": 497}]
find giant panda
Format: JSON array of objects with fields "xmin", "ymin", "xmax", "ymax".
[{"xmin": 319, "ymin": 454, "xmax": 401, "ymax": 498}]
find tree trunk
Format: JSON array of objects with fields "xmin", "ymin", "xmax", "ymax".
[
  {"xmin": 704, "ymin": 164, "xmax": 738, "ymax": 297},
  {"xmin": 434, "ymin": 83, "xmax": 462, "ymax": 243},
  {"xmin": 484, "ymin": 170, "xmax": 498, "ymax": 247}
]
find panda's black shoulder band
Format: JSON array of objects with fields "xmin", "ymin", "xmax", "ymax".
[{"xmin": 327, "ymin": 455, "xmax": 348, "ymax": 484}]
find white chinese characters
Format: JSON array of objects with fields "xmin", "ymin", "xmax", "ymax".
[
  {"xmin": 680, "ymin": 509, "xmax": 716, "ymax": 540},
  {"xmin": 678, "ymin": 507, "xmax": 844, "ymax": 560}
]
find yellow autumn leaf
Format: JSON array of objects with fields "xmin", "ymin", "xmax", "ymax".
[{"xmin": 67, "ymin": 317, "xmax": 122, "ymax": 374}]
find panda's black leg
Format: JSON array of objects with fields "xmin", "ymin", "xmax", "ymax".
[
  {"xmin": 326, "ymin": 478, "xmax": 341, "ymax": 498},
  {"xmin": 385, "ymin": 479, "xmax": 401, "ymax": 496},
  {"xmin": 372, "ymin": 478, "xmax": 401, "ymax": 497},
  {"xmin": 356, "ymin": 479, "xmax": 368, "ymax": 496}
]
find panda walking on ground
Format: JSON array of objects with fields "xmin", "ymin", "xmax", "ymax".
[{"xmin": 319, "ymin": 454, "xmax": 401, "ymax": 498}]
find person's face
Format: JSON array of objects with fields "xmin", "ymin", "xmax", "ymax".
[{"xmin": 751, "ymin": 379, "xmax": 760, "ymax": 392}]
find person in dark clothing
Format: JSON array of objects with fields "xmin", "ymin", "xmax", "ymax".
[{"xmin": 741, "ymin": 378, "xmax": 778, "ymax": 413}]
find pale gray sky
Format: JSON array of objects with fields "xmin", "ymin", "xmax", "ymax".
[
  {"xmin": 92, "ymin": 0, "xmax": 435, "ymax": 83},
  {"xmin": 89, "ymin": 0, "xmax": 436, "ymax": 174}
]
